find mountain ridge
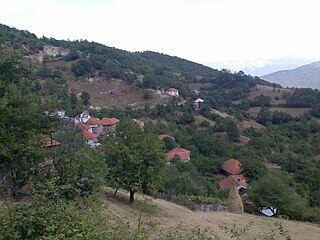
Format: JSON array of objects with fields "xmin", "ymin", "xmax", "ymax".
[{"xmin": 262, "ymin": 60, "xmax": 320, "ymax": 89}]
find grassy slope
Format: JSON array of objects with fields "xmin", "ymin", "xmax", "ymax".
[
  {"xmin": 44, "ymin": 60, "xmax": 171, "ymax": 108},
  {"xmin": 103, "ymin": 188, "xmax": 320, "ymax": 240}
]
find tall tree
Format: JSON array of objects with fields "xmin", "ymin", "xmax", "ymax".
[{"xmin": 102, "ymin": 120, "xmax": 165, "ymax": 203}]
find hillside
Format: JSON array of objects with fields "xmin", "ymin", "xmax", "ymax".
[
  {"xmin": 0, "ymin": 23, "xmax": 273, "ymax": 109},
  {"xmin": 103, "ymin": 188, "xmax": 320, "ymax": 240},
  {"xmin": 262, "ymin": 61, "xmax": 320, "ymax": 89},
  {"xmin": 2, "ymin": 23, "xmax": 320, "ymax": 239}
]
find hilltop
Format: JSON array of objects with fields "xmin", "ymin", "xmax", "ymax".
[
  {"xmin": 262, "ymin": 61, "xmax": 320, "ymax": 89},
  {"xmin": 0, "ymin": 23, "xmax": 272, "ymax": 109}
]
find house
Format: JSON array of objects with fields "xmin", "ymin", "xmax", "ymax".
[
  {"xmin": 219, "ymin": 158, "xmax": 248, "ymax": 194},
  {"xmin": 81, "ymin": 129, "xmax": 99, "ymax": 148},
  {"xmin": 101, "ymin": 117, "xmax": 119, "ymax": 132},
  {"xmin": 166, "ymin": 147, "xmax": 190, "ymax": 163},
  {"xmin": 79, "ymin": 111, "xmax": 91, "ymax": 123},
  {"xmin": 158, "ymin": 134, "xmax": 175, "ymax": 141},
  {"xmin": 221, "ymin": 158, "xmax": 242, "ymax": 176},
  {"xmin": 85, "ymin": 117, "xmax": 103, "ymax": 134},
  {"xmin": 76, "ymin": 114, "xmax": 119, "ymax": 147},
  {"xmin": 194, "ymin": 98, "xmax": 204, "ymax": 108},
  {"xmin": 194, "ymin": 98, "xmax": 204, "ymax": 104},
  {"xmin": 165, "ymin": 88, "xmax": 179, "ymax": 97},
  {"xmin": 219, "ymin": 174, "xmax": 248, "ymax": 193}
]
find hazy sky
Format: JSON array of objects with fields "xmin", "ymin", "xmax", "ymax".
[{"xmin": 1, "ymin": 0, "xmax": 320, "ymax": 67}]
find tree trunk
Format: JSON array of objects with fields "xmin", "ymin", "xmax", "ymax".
[
  {"xmin": 129, "ymin": 190, "xmax": 135, "ymax": 203},
  {"xmin": 10, "ymin": 167, "xmax": 18, "ymax": 200}
]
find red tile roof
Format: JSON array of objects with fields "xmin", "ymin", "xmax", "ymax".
[
  {"xmin": 219, "ymin": 174, "xmax": 248, "ymax": 189},
  {"xmin": 222, "ymin": 159, "xmax": 242, "ymax": 175},
  {"xmin": 82, "ymin": 130, "xmax": 97, "ymax": 140},
  {"xmin": 166, "ymin": 88, "xmax": 178, "ymax": 92},
  {"xmin": 86, "ymin": 117, "xmax": 101, "ymax": 125},
  {"xmin": 101, "ymin": 117, "xmax": 119, "ymax": 126},
  {"xmin": 166, "ymin": 147, "xmax": 190, "ymax": 162},
  {"xmin": 77, "ymin": 122, "xmax": 90, "ymax": 131},
  {"xmin": 158, "ymin": 134, "xmax": 175, "ymax": 141}
]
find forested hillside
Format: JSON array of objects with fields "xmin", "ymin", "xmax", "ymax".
[{"xmin": 1, "ymin": 24, "xmax": 320, "ymax": 239}]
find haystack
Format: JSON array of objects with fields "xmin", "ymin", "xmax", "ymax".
[{"xmin": 227, "ymin": 187, "xmax": 244, "ymax": 214}]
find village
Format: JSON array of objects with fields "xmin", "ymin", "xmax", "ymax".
[{"xmin": 42, "ymin": 87, "xmax": 275, "ymax": 218}]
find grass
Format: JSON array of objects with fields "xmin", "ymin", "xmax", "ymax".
[
  {"xmin": 44, "ymin": 60, "xmax": 170, "ymax": 108},
  {"xmin": 102, "ymin": 187, "xmax": 320, "ymax": 240}
]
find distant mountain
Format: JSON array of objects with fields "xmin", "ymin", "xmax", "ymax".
[
  {"xmin": 207, "ymin": 57, "xmax": 315, "ymax": 77},
  {"xmin": 261, "ymin": 61, "xmax": 320, "ymax": 89}
]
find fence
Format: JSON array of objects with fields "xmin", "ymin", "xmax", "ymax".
[{"xmin": 157, "ymin": 193, "xmax": 227, "ymax": 212}]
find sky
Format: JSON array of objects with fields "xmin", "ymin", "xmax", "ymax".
[{"xmin": 1, "ymin": 0, "xmax": 320, "ymax": 72}]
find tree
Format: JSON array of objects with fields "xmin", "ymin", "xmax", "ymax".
[
  {"xmin": 0, "ymin": 84, "xmax": 53, "ymax": 199},
  {"xmin": 256, "ymin": 107, "xmax": 272, "ymax": 126},
  {"xmin": 220, "ymin": 118, "xmax": 240, "ymax": 142},
  {"xmin": 250, "ymin": 171, "xmax": 309, "ymax": 220},
  {"xmin": 80, "ymin": 91, "xmax": 90, "ymax": 105},
  {"xmin": 102, "ymin": 120, "xmax": 165, "ymax": 203}
]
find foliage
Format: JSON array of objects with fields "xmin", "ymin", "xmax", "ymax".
[
  {"xmin": 160, "ymin": 162, "xmax": 218, "ymax": 196},
  {"xmin": 250, "ymin": 171, "xmax": 310, "ymax": 220},
  {"xmin": 80, "ymin": 91, "xmax": 90, "ymax": 105},
  {"xmin": 256, "ymin": 107, "xmax": 272, "ymax": 126},
  {"xmin": 250, "ymin": 94, "xmax": 272, "ymax": 107},
  {"xmin": 102, "ymin": 120, "xmax": 165, "ymax": 202}
]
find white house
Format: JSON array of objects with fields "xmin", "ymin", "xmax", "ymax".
[
  {"xmin": 166, "ymin": 88, "xmax": 179, "ymax": 97},
  {"xmin": 79, "ymin": 111, "xmax": 91, "ymax": 123},
  {"xmin": 194, "ymin": 98, "xmax": 204, "ymax": 108},
  {"xmin": 194, "ymin": 98, "xmax": 204, "ymax": 104}
]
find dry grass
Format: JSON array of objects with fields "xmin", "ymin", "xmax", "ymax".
[
  {"xmin": 248, "ymin": 85, "xmax": 293, "ymax": 105},
  {"xmin": 103, "ymin": 187, "xmax": 320, "ymax": 240},
  {"xmin": 240, "ymin": 120, "xmax": 265, "ymax": 130},
  {"xmin": 45, "ymin": 60, "xmax": 170, "ymax": 108}
]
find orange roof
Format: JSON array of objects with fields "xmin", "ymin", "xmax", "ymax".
[
  {"xmin": 86, "ymin": 117, "xmax": 101, "ymax": 125},
  {"xmin": 166, "ymin": 147, "xmax": 190, "ymax": 161},
  {"xmin": 222, "ymin": 159, "xmax": 242, "ymax": 175},
  {"xmin": 41, "ymin": 138, "xmax": 60, "ymax": 148},
  {"xmin": 82, "ymin": 130, "xmax": 97, "ymax": 140},
  {"xmin": 219, "ymin": 175, "xmax": 248, "ymax": 189},
  {"xmin": 166, "ymin": 88, "xmax": 178, "ymax": 92},
  {"xmin": 77, "ymin": 122, "xmax": 90, "ymax": 131},
  {"xmin": 158, "ymin": 134, "xmax": 175, "ymax": 141},
  {"xmin": 101, "ymin": 117, "xmax": 119, "ymax": 126}
]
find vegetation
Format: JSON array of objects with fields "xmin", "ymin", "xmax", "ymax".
[{"xmin": 1, "ymin": 23, "xmax": 320, "ymax": 238}]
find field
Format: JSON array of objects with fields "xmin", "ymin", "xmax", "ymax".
[{"xmin": 103, "ymin": 188, "xmax": 320, "ymax": 240}]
